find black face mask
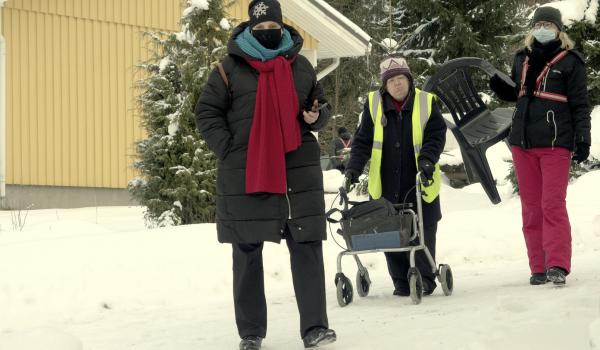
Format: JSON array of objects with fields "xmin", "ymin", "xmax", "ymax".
[{"xmin": 252, "ymin": 29, "xmax": 283, "ymax": 50}]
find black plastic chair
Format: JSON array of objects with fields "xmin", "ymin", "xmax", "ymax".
[{"xmin": 423, "ymin": 57, "xmax": 515, "ymax": 204}]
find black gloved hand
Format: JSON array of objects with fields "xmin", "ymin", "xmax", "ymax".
[
  {"xmin": 489, "ymin": 74, "xmax": 505, "ymax": 91},
  {"xmin": 489, "ymin": 73, "xmax": 517, "ymax": 102},
  {"xmin": 418, "ymin": 158, "xmax": 435, "ymax": 184},
  {"xmin": 573, "ymin": 142, "xmax": 590, "ymax": 164},
  {"xmin": 343, "ymin": 168, "xmax": 361, "ymax": 192}
]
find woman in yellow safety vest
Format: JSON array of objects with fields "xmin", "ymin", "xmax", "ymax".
[{"xmin": 345, "ymin": 56, "xmax": 447, "ymax": 296}]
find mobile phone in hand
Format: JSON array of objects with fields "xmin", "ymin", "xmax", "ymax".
[{"xmin": 312, "ymin": 102, "xmax": 328, "ymax": 112}]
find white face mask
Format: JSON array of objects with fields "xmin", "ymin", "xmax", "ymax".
[{"xmin": 533, "ymin": 28, "xmax": 557, "ymax": 44}]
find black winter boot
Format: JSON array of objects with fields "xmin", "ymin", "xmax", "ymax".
[
  {"xmin": 302, "ymin": 327, "xmax": 336, "ymax": 348},
  {"xmin": 529, "ymin": 273, "xmax": 548, "ymax": 285},
  {"xmin": 239, "ymin": 336, "xmax": 262, "ymax": 350},
  {"xmin": 393, "ymin": 288, "xmax": 410, "ymax": 296},
  {"xmin": 392, "ymin": 280, "xmax": 410, "ymax": 296},
  {"xmin": 546, "ymin": 267, "xmax": 567, "ymax": 285}
]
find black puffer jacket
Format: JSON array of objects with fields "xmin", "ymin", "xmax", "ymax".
[
  {"xmin": 493, "ymin": 42, "xmax": 591, "ymax": 150},
  {"xmin": 346, "ymin": 90, "xmax": 447, "ymax": 226},
  {"xmin": 194, "ymin": 23, "xmax": 330, "ymax": 244}
]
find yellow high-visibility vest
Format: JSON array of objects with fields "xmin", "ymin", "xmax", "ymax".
[{"xmin": 367, "ymin": 88, "xmax": 441, "ymax": 203}]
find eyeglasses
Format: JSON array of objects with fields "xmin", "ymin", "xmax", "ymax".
[{"xmin": 533, "ymin": 22, "xmax": 554, "ymax": 30}]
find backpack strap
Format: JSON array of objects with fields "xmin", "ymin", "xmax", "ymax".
[
  {"xmin": 217, "ymin": 63, "xmax": 229, "ymax": 88},
  {"xmin": 216, "ymin": 61, "xmax": 232, "ymax": 100}
]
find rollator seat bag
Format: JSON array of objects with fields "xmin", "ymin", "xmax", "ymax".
[
  {"xmin": 338, "ymin": 198, "xmax": 413, "ymax": 250},
  {"xmin": 351, "ymin": 230, "xmax": 404, "ymax": 251}
]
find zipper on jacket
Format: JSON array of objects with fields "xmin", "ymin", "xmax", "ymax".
[
  {"xmin": 547, "ymin": 110, "xmax": 557, "ymax": 149},
  {"xmin": 285, "ymin": 185, "xmax": 292, "ymax": 220},
  {"xmin": 542, "ymin": 68, "xmax": 550, "ymax": 91}
]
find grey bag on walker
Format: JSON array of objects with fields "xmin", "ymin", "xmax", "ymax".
[{"xmin": 327, "ymin": 197, "xmax": 413, "ymax": 250}]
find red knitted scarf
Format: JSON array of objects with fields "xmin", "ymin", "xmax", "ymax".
[{"xmin": 245, "ymin": 56, "xmax": 301, "ymax": 194}]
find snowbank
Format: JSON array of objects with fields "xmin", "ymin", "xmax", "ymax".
[
  {"xmin": 591, "ymin": 106, "xmax": 600, "ymax": 159},
  {"xmin": 440, "ymin": 138, "xmax": 513, "ymax": 187},
  {"xmin": 322, "ymin": 169, "xmax": 345, "ymax": 193}
]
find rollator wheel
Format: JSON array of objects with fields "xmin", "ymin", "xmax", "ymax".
[
  {"xmin": 408, "ymin": 267, "xmax": 423, "ymax": 305},
  {"xmin": 335, "ymin": 273, "xmax": 353, "ymax": 307},
  {"xmin": 356, "ymin": 269, "xmax": 371, "ymax": 298},
  {"xmin": 438, "ymin": 264, "xmax": 454, "ymax": 296}
]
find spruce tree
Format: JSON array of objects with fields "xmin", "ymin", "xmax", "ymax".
[
  {"xmin": 394, "ymin": 0, "xmax": 527, "ymax": 87},
  {"xmin": 129, "ymin": 0, "xmax": 231, "ymax": 226},
  {"xmin": 319, "ymin": 0, "xmax": 397, "ymax": 155},
  {"xmin": 566, "ymin": 9, "xmax": 600, "ymax": 105},
  {"xmin": 319, "ymin": 0, "xmax": 527, "ymax": 154}
]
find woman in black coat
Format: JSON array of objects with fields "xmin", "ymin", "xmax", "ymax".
[
  {"xmin": 194, "ymin": 1, "xmax": 336, "ymax": 349},
  {"xmin": 490, "ymin": 6, "xmax": 591, "ymax": 286}
]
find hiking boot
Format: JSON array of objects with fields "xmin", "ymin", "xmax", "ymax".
[
  {"xmin": 239, "ymin": 336, "xmax": 262, "ymax": 350},
  {"xmin": 302, "ymin": 327, "xmax": 336, "ymax": 348},
  {"xmin": 546, "ymin": 267, "xmax": 567, "ymax": 285},
  {"xmin": 529, "ymin": 273, "xmax": 548, "ymax": 285}
]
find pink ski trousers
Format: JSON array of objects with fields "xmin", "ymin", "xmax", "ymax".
[{"xmin": 512, "ymin": 146, "xmax": 572, "ymax": 274}]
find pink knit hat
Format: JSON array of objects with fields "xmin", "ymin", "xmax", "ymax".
[{"xmin": 380, "ymin": 56, "xmax": 412, "ymax": 85}]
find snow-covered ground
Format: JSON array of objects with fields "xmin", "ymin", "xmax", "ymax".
[
  {"xmin": 1, "ymin": 164, "xmax": 600, "ymax": 349},
  {"xmin": 1, "ymin": 109, "xmax": 599, "ymax": 349}
]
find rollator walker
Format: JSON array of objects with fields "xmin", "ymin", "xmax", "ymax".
[{"xmin": 327, "ymin": 172, "xmax": 453, "ymax": 306}]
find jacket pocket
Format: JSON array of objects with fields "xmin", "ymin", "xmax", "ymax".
[{"xmin": 542, "ymin": 69, "xmax": 566, "ymax": 95}]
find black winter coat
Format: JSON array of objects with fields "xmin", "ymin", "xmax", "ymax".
[
  {"xmin": 492, "ymin": 43, "xmax": 591, "ymax": 150},
  {"xmin": 346, "ymin": 90, "xmax": 447, "ymax": 226},
  {"xmin": 194, "ymin": 23, "xmax": 330, "ymax": 244}
]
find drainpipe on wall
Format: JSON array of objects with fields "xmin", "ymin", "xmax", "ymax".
[
  {"xmin": 0, "ymin": 0, "xmax": 6, "ymax": 200},
  {"xmin": 316, "ymin": 57, "xmax": 340, "ymax": 81}
]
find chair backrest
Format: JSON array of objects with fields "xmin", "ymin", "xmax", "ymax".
[
  {"xmin": 423, "ymin": 57, "xmax": 512, "ymax": 128},
  {"xmin": 433, "ymin": 68, "xmax": 487, "ymax": 127}
]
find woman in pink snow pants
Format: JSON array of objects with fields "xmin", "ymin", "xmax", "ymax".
[{"xmin": 489, "ymin": 6, "xmax": 592, "ymax": 285}]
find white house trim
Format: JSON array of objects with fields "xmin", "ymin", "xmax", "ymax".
[
  {"xmin": 300, "ymin": 48, "xmax": 317, "ymax": 67},
  {"xmin": 280, "ymin": 0, "xmax": 371, "ymax": 60},
  {"xmin": 316, "ymin": 57, "xmax": 339, "ymax": 81}
]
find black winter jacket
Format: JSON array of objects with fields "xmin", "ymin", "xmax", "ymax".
[
  {"xmin": 492, "ymin": 43, "xmax": 591, "ymax": 150},
  {"xmin": 346, "ymin": 90, "xmax": 447, "ymax": 226},
  {"xmin": 194, "ymin": 23, "xmax": 330, "ymax": 244}
]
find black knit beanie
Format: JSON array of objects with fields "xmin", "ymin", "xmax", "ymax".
[
  {"xmin": 532, "ymin": 6, "xmax": 563, "ymax": 31},
  {"xmin": 248, "ymin": 0, "xmax": 283, "ymax": 29}
]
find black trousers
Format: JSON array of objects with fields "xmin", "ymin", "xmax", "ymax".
[
  {"xmin": 232, "ymin": 226, "xmax": 328, "ymax": 339},
  {"xmin": 384, "ymin": 223, "xmax": 437, "ymax": 288}
]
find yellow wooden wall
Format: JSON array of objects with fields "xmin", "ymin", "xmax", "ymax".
[
  {"xmin": 2, "ymin": 0, "xmax": 180, "ymax": 188},
  {"xmin": 1, "ymin": 0, "xmax": 319, "ymax": 189}
]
